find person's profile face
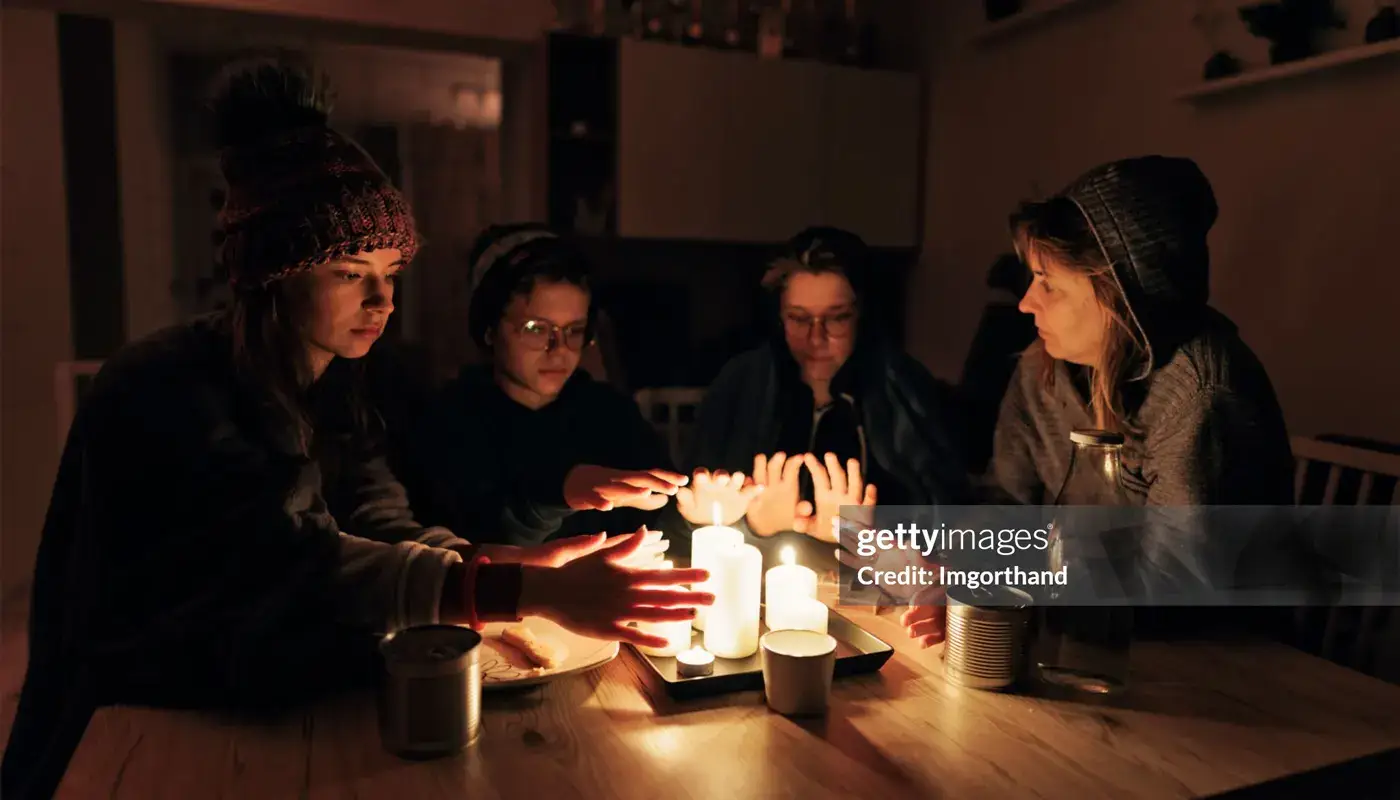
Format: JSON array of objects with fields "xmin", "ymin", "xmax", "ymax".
[
  {"xmin": 1016, "ymin": 250, "xmax": 1106, "ymax": 367},
  {"xmin": 780, "ymin": 271, "xmax": 858, "ymax": 384}
]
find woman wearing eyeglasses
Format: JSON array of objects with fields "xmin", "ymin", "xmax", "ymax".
[
  {"xmin": 678, "ymin": 227, "xmax": 971, "ymax": 547},
  {"xmin": 404, "ymin": 224, "xmax": 683, "ymax": 549}
]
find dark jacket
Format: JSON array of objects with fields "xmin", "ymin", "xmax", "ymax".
[
  {"xmin": 406, "ymin": 365, "xmax": 672, "ymax": 546},
  {"xmin": 988, "ymin": 156, "xmax": 1303, "ymax": 633},
  {"xmin": 1, "ymin": 315, "xmax": 515, "ymax": 800},
  {"xmin": 687, "ymin": 333, "xmax": 973, "ymax": 534}
]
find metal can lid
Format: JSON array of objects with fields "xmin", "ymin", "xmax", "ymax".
[
  {"xmin": 1070, "ymin": 429, "xmax": 1124, "ymax": 446},
  {"xmin": 379, "ymin": 624, "xmax": 482, "ymax": 666},
  {"xmin": 946, "ymin": 584, "xmax": 1034, "ymax": 610}
]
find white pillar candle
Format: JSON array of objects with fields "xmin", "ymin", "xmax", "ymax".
[
  {"xmin": 763, "ymin": 546, "xmax": 818, "ymax": 631},
  {"xmin": 635, "ymin": 560, "xmax": 693, "ymax": 657},
  {"xmin": 765, "ymin": 596, "xmax": 829, "ymax": 635},
  {"xmin": 703, "ymin": 542, "xmax": 763, "ymax": 659},
  {"xmin": 690, "ymin": 502, "xmax": 744, "ymax": 632}
]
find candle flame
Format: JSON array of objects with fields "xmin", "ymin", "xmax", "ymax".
[
  {"xmin": 711, "ymin": 501, "xmax": 722, "ymax": 528},
  {"xmin": 781, "ymin": 546, "xmax": 795, "ymax": 566}
]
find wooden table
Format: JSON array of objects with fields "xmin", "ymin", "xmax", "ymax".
[{"xmin": 55, "ymin": 601, "xmax": 1400, "ymax": 800}]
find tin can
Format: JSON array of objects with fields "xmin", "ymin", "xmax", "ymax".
[
  {"xmin": 943, "ymin": 585, "xmax": 1033, "ymax": 691},
  {"xmin": 378, "ymin": 625, "xmax": 483, "ymax": 759}
]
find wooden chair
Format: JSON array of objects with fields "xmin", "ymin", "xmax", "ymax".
[
  {"xmin": 633, "ymin": 387, "xmax": 706, "ymax": 468},
  {"xmin": 1289, "ymin": 435, "xmax": 1400, "ymax": 683}
]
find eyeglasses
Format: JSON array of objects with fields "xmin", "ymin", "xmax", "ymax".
[
  {"xmin": 781, "ymin": 309, "xmax": 857, "ymax": 339},
  {"xmin": 509, "ymin": 318, "xmax": 590, "ymax": 352}
]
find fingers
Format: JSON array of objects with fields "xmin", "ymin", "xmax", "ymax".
[
  {"xmin": 602, "ymin": 527, "xmax": 650, "ymax": 559},
  {"xmin": 781, "ymin": 452, "xmax": 806, "ymax": 485},
  {"xmin": 905, "ymin": 616, "xmax": 945, "ymax": 641},
  {"xmin": 675, "ymin": 486, "xmax": 694, "ymax": 511},
  {"xmin": 628, "ymin": 493, "xmax": 670, "ymax": 512},
  {"xmin": 628, "ymin": 588, "xmax": 714, "ymax": 608},
  {"xmin": 862, "ymin": 483, "xmax": 877, "ymax": 507},
  {"xmin": 915, "ymin": 633, "xmax": 946, "ymax": 649},
  {"xmin": 611, "ymin": 624, "xmax": 672, "ymax": 650},
  {"xmin": 792, "ymin": 514, "xmax": 812, "ymax": 535},
  {"xmin": 804, "ymin": 453, "xmax": 831, "ymax": 494},
  {"xmin": 767, "ymin": 452, "xmax": 787, "ymax": 486},
  {"xmin": 629, "ymin": 567, "xmax": 709, "ymax": 587},
  {"xmin": 845, "ymin": 457, "xmax": 863, "ymax": 500},
  {"xmin": 647, "ymin": 469, "xmax": 689, "ymax": 486},
  {"xmin": 617, "ymin": 473, "xmax": 685, "ymax": 495},
  {"xmin": 796, "ymin": 500, "xmax": 814, "ymax": 518},
  {"xmin": 825, "ymin": 452, "xmax": 848, "ymax": 496},
  {"xmin": 752, "ymin": 454, "xmax": 769, "ymax": 485}
]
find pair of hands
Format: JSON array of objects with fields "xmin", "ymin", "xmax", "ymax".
[
  {"xmin": 676, "ymin": 452, "xmax": 877, "ymax": 542},
  {"xmin": 464, "ymin": 528, "xmax": 711, "ymax": 649}
]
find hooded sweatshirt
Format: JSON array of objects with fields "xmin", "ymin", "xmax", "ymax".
[
  {"xmin": 686, "ymin": 231, "xmax": 972, "ymax": 544},
  {"xmin": 988, "ymin": 156, "xmax": 1299, "ymax": 625},
  {"xmin": 407, "ymin": 365, "xmax": 673, "ymax": 546},
  {"xmin": 3, "ymin": 315, "xmax": 522, "ymax": 799}
]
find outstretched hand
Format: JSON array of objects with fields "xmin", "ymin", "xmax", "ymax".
[
  {"xmin": 470, "ymin": 528, "xmax": 671, "ymax": 568},
  {"xmin": 677, "ymin": 468, "xmax": 762, "ymax": 526},
  {"xmin": 563, "ymin": 465, "xmax": 689, "ymax": 512},
  {"xmin": 899, "ymin": 585, "xmax": 948, "ymax": 650},
  {"xmin": 520, "ymin": 527, "xmax": 714, "ymax": 649},
  {"xmin": 800, "ymin": 453, "xmax": 877, "ymax": 542}
]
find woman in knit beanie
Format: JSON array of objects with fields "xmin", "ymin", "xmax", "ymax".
[
  {"xmin": 402, "ymin": 223, "xmax": 689, "ymax": 549},
  {"xmin": 2, "ymin": 58, "xmax": 709, "ymax": 800},
  {"xmin": 900, "ymin": 155, "xmax": 1301, "ymax": 650}
]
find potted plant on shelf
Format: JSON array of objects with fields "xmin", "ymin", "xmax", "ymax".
[{"xmin": 1238, "ymin": 0, "xmax": 1346, "ymax": 65}]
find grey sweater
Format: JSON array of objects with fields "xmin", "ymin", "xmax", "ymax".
[{"xmin": 989, "ymin": 313, "xmax": 1298, "ymax": 604}]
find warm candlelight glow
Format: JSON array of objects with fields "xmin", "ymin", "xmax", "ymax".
[
  {"xmin": 676, "ymin": 646, "xmax": 715, "ymax": 677},
  {"xmin": 780, "ymin": 546, "xmax": 795, "ymax": 566},
  {"xmin": 704, "ymin": 542, "xmax": 763, "ymax": 659},
  {"xmin": 636, "ymin": 560, "xmax": 691, "ymax": 657},
  {"xmin": 764, "ymin": 547, "xmax": 819, "ymax": 632},
  {"xmin": 711, "ymin": 501, "xmax": 722, "ymax": 527}
]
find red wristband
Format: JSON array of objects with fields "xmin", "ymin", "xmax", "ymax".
[{"xmin": 462, "ymin": 555, "xmax": 489, "ymax": 630}]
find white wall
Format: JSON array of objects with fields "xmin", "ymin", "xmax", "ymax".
[
  {"xmin": 913, "ymin": 0, "xmax": 1400, "ymax": 443},
  {"xmin": 1, "ymin": 8, "xmax": 75, "ymax": 590}
]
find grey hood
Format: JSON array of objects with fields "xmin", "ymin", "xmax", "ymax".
[{"xmin": 1058, "ymin": 155, "xmax": 1220, "ymax": 379}]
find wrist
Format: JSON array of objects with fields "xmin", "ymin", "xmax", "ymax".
[{"xmin": 518, "ymin": 565, "xmax": 556, "ymax": 619}]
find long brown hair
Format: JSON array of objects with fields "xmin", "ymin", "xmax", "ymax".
[
  {"xmin": 227, "ymin": 280, "xmax": 319, "ymax": 454},
  {"xmin": 1010, "ymin": 197, "xmax": 1146, "ymax": 433}
]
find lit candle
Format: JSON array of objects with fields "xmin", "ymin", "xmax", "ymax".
[
  {"xmin": 764, "ymin": 546, "xmax": 818, "ymax": 631},
  {"xmin": 765, "ymin": 595, "xmax": 829, "ymax": 635},
  {"xmin": 676, "ymin": 646, "xmax": 715, "ymax": 678},
  {"xmin": 703, "ymin": 542, "xmax": 763, "ymax": 659},
  {"xmin": 635, "ymin": 560, "xmax": 693, "ymax": 657},
  {"xmin": 690, "ymin": 502, "xmax": 744, "ymax": 632}
]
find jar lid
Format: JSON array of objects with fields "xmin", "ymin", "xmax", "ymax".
[
  {"xmin": 380, "ymin": 624, "xmax": 482, "ymax": 667},
  {"xmin": 946, "ymin": 584, "xmax": 1034, "ymax": 610},
  {"xmin": 1070, "ymin": 429, "xmax": 1125, "ymax": 446}
]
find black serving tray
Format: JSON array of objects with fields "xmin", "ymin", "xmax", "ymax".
[{"xmin": 624, "ymin": 607, "xmax": 895, "ymax": 701}]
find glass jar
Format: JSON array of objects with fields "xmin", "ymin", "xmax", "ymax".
[{"xmin": 1035, "ymin": 429, "xmax": 1135, "ymax": 695}]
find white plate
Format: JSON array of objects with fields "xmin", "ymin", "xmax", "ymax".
[{"xmin": 477, "ymin": 617, "xmax": 619, "ymax": 689}]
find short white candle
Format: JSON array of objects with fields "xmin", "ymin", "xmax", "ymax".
[
  {"xmin": 763, "ymin": 546, "xmax": 818, "ymax": 631},
  {"xmin": 676, "ymin": 646, "xmax": 715, "ymax": 677},
  {"xmin": 690, "ymin": 502, "xmax": 744, "ymax": 632},
  {"xmin": 635, "ymin": 560, "xmax": 693, "ymax": 657},
  {"xmin": 703, "ymin": 542, "xmax": 763, "ymax": 659},
  {"xmin": 765, "ymin": 595, "xmax": 829, "ymax": 635}
]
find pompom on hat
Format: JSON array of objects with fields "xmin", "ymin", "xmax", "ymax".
[{"xmin": 211, "ymin": 55, "xmax": 418, "ymax": 290}]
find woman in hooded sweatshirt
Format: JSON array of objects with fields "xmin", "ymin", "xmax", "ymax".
[
  {"xmin": 1, "ymin": 62, "xmax": 709, "ymax": 800},
  {"xmin": 677, "ymin": 227, "xmax": 971, "ymax": 549},
  {"xmin": 900, "ymin": 155, "xmax": 1297, "ymax": 648},
  {"xmin": 404, "ymin": 224, "xmax": 684, "ymax": 548}
]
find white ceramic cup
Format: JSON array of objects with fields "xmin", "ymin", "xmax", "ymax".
[{"xmin": 760, "ymin": 629, "xmax": 838, "ymax": 716}]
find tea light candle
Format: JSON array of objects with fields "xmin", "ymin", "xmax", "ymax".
[
  {"xmin": 676, "ymin": 646, "xmax": 715, "ymax": 677},
  {"xmin": 690, "ymin": 502, "xmax": 744, "ymax": 632},
  {"xmin": 764, "ymin": 546, "xmax": 818, "ymax": 631},
  {"xmin": 635, "ymin": 561, "xmax": 693, "ymax": 657},
  {"xmin": 703, "ymin": 542, "xmax": 763, "ymax": 659},
  {"xmin": 766, "ymin": 595, "xmax": 829, "ymax": 635}
]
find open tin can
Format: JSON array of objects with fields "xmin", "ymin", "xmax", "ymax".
[
  {"xmin": 943, "ymin": 585, "xmax": 1034, "ymax": 691},
  {"xmin": 378, "ymin": 624, "xmax": 483, "ymax": 759}
]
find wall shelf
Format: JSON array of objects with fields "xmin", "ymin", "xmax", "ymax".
[
  {"xmin": 969, "ymin": 0, "xmax": 1113, "ymax": 46},
  {"xmin": 1176, "ymin": 37, "xmax": 1400, "ymax": 102}
]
